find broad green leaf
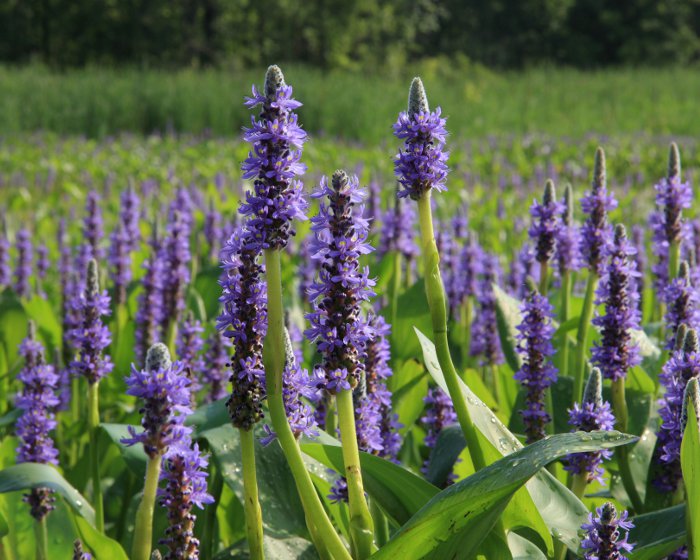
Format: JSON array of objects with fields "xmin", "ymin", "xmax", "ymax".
[
  {"xmin": 213, "ymin": 534, "xmax": 319, "ymax": 559},
  {"xmin": 0, "ymin": 291, "xmax": 28, "ymax": 372},
  {"xmin": 0, "ymin": 407, "xmax": 21, "ymax": 428},
  {"xmin": 371, "ymin": 431, "xmax": 635, "ymax": 559},
  {"xmin": 630, "ymin": 327, "xmax": 662, "ymax": 378},
  {"xmin": 629, "ymin": 505, "xmax": 686, "ymax": 560},
  {"xmin": 389, "ymin": 359, "xmax": 429, "ymax": 435},
  {"xmin": 507, "ymin": 532, "xmax": 547, "ymax": 560},
  {"xmin": 494, "ymin": 285, "xmax": 522, "ymax": 373},
  {"xmin": 21, "ymin": 296, "xmax": 62, "ymax": 352},
  {"xmin": 414, "ymin": 327, "xmax": 603, "ymax": 551},
  {"xmin": 72, "ymin": 512, "xmax": 129, "ymax": 560},
  {"xmin": 0, "ymin": 508, "xmax": 8, "ymax": 538},
  {"xmin": 384, "ymin": 279, "xmax": 432, "ymax": 361},
  {"xmin": 0, "ymin": 463, "xmax": 95, "ymax": 526},
  {"xmin": 194, "ymin": 266, "xmax": 222, "ymax": 320},
  {"xmin": 186, "ymin": 397, "xmax": 229, "ymax": 434},
  {"xmin": 424, "ymin": 425, "xmax": 466, "ymax": 487},
  {"xmin": 681, "ymin": 401, "xmax": 700, "ymax": 553},
  {"xmin": 301, "ymin": 441, "xmax": 439, "ymax": 527},
  {"xmin": 100, "ymin": 423, "xmax": 148, "ymax": 479}
]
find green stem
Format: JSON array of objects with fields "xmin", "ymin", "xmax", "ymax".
[
  {"xmin": 539, "ymin": 261, "xmax": 549, "ymax": 295},
  {"xmin": 202, "ymin": 464, "xmax": 223, "ymax": 560},
  {"xmin": 390, "ymin": 251, "xmax": 402, "ymax": 329},
  {"xmin": 324, "ymin": 394, "xmax": 337, "ymax": 438},
  {"xmin": 573, "ymin": 272, "xmax": 598, "ymax": 406},
  {"xmin": 241, "ymin": 428, "xmax": 264, "ymax": 560},
  {"xmin": 263, "ymin": 249, "xmax": 351, "ymax": 560},
  {"xmin": 166, "ymin": 320, "xmax": 178, "ymax": 358},
  {"xmin": 131, "ymin": 455, "xmax": 162, "ymax": 560},
  {"xmin": 337, "ymin": 389, "xmax": 375, "ymax": 559},
  {"xmin": 570, "ymin": 472, "xmax": 589, "ymax": 501},
  {"xmin": 87, "ymin": 381, "xmax": 104, "ymax": 533},
  {"xmin": 369, "ymin": 498, "xmax": 389, "ymax": 548},
  {"xmin": 34, "ymin": 518, "xmax": 48, "ymax": 560},
  {"xmin": 70, "ymin": 375, "xmax": 81, "ymax": 466},
  {"xmin": 611, "ymin": 379, "xmax": 644, "ymax": 513},
  {"xmin": 416, "ymin": 195, "xmax": 486, "ymax": 472},
  {"xmin": 560, "ymin": 271, "xmax": 571, "ymax": 376},
  {"xmin": 669, "ymin": 239, "xmax": 681, "ymax": 283}
]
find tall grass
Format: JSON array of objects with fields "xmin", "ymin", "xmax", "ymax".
[{"xmin": 0, "ymin": 64, "xmax": 699, "ymax": 141}]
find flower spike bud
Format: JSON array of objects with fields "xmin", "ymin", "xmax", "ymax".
[
  {"xmin": 150, "ymin": 551, "xmax": 162, "ymax": 560},
  {"xmin": 679, "ymin": 260, "xmax": 690, "ymax": 283},
  {"xmin": 680, "ymin": 377, "xmax": 700, "ymax": 435},
  {"xmin": 27, "ymin": 319, "xmax": 37, "ymax": 343},
  {"xmin": 543, "ymin": 180, "xmax": 556, "ymax": 205},
  {"xmin": 563, "ymin": 183, "xmax": 574, "ymax": 226},
  {"xmin": 683, "ymin": 328, "xmax": 699, "ymax": 354},
  {"xmin": 674, "ymin": 324, "xmax": 689, "ymax": 352},
  {"xmin": 583, "ymin": 367, "xmax": 604, "ymax": 407},
  {"xmin": 283, "ymin": 326, "xmax": 296, "ymax": 370},
  {"xmin": 146, "ymin": 342, "xmax": 172, "ymax": 373},
  {"xmin": 593, "ymin": 147, "xmax": 606, "ymax": 192},
  {"xmin": 332, "ymin": 169, "xmax": 349, "ymax": 190},
  {"xmin": 264, "ymin": 64, "xmax": 286, "ymax": 99},
  {"xmin": 614, "ymin": 223, "xmax": 627, "ymax": 245},
  {"xmin": 668, "ymin": 142, "xmax": 681, "ymax": 180},
  {"xmin": 87, "ymin": 258, "xmax": 99, "ymax": 297},
  {"xmin": 408, "ymin": 77, "xmax": 429, "ymax": 117}
]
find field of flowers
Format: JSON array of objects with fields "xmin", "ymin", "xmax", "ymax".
[{"xmin": 0, "ymin": 65, "xmax": 699, "ymax": 559}]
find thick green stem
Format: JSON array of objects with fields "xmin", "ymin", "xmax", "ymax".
[
  {"xmin": 263, "ymin": 249, "xmax": 351, "ymax": 560},
  {"xmin": 416, "ymin": 195, "xmax": 486, "ymax": 472},
  {"xmin": 570, "ymin": 472, "xmax": 589, "ymax": 501},
  {"xmin": 34, "ymin": 518, "xmax": 48, "ymax": 560},
  {"xmin": 669, "ymin": 240, "xmax": 681, "ymax": 283},
  {"xmin": 611, "ymin": 379, "xmax": 644, "ymax": 513},
  {"xmin": 369, "ymin": 499, "xmax": 389, "ymax": 548},
  {"xmin": 560, "ymin": 271, "xmax": 572, "ymax": 376},
  {"xmin": 241, "ymin": 428, "xmax": 264, "ymax": 560},
  {"xmin": 202, "ymin": 464, "xmax": 223, "ymax": 560},
  {"xmin": 337, "ymin": 389, "xmax": 375, "ymax": 559},
  {"xmin": 87, "ymin": 381, "xmax": 104, "ymax": 533},
  {"xmin": 573, "ymin": 272, "xmax": 598, "ymax": 406},
  {"xmin": 131, "ymin": 455, "xmax": 162, "ymax": 560}
]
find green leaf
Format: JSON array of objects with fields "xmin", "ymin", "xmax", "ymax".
[
  {"xmin": 0, "ymin": 463, "xmax": 95, "ymax": 526},
  {"xmin": 413, "ymin": 326, "xmax": 606, "ymax": 552},
  {"xmin": 21, "ymin": 296, "xmax": 62, "ymax": 353},
  {"xmin": 0, "ymin": 407, "xmax": 21, "ymax": 428},
  {"xmin": 629, "ymin": 505, "xmax": 686, "ymax": 560},
  {"xmin": 72, "ymin": 512, "xmax": 129, "ymax": 560},
  {"xmin": 301, "ymin": 441, "xmax": 439, "ymax": 527},
  {"xmin": 0, "ymin": 291, "xmax": 28, "ymax": 372},
  {"xmin": 186, "ymin": 397, "xmax": 229, "ymax": 434},
  {"xmin": 681, "ymin": 399, "xmax": 700, "ymax": 554},
  {"xmin": 424, "ymin": 425, "xmax": 466, "ymax": 487},
  {"xmin": 494, "ymin": 285, "xmax": 522, "ymax": 373},
  {"xmin": 371, "ymin": 431, "xmax": 635, "ymax": 559},
  {"xmin": 384, "ymin": 279, "xmax": 432, "ymax": 361},
  {"xmin": 507, "ymin": 532, "xmax": 547, "ymax": 560},
  {"xmin": 0, "ymin": 508, "xmax": 9, "ymax": 538},
  {"xmin": 389, "ymin": 360, "xmax": 429, "ymax": 435},
  {"xmin": 100, "ymin": 423, "xmax": 148, "ymax": 479}
]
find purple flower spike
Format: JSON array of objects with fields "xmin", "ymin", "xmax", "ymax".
[
  {"xmin": 36, "ymin": 243, "xmax": 50, "ymax": 282},
  {"xmin": 459, "ymin": 232, "xmax": 484, "ymax": 301},
  {"xmin": 135, "ymin": 249, "xmax": 164, "ymax": 367},
  {"xmin": 239, "ymin": 65, "xmax": 308, "ymax": 251},
  {"xmin": 158, "ymin": 440, "xmax": 214, "ymax": 560},
  {"xmin": 15, "ymin": 322, "xmax": 59, "ymax": 521},
  {"xmin": 120, "ymin": 185, "xmax": 141, "ymax": 250},
  {"xmin": 202, "ymin": 330, "xmax": 231, "ymax": 403},
  {"xmin": 305, "ymin": 170, "xmax": 376, "ymax": 393},
  {"xmin": 581, "ymin": 503, "xmax": 635, "ymax": 559},
  {"xmin": 69, "ymin": 260, "xmax": 113, "ymax": 385},
  {"xmin": 514, "ymin": 284, "xmax": 558, "ymax": 443},
  {"xmin": 529, "ymin": 180, "xmax": 564, "ymax": 265},
  {"xmin": 591, "ymin": 225, "xmax": 641, "ymax": 382},
  {"xmin": 0, "ymin": 214, "xmax": 10, "ymax": 287},
  {"xmin": 564, "ymin": 367, "xmax": 616, "ymax": 483},
  {"xmin": 377, "ymin": 197, "xmax": 418, "ymax": 263},
  {"xmin": 630, "ymin": 225, "xmax": 646, "ymax": 312},
  {"xmin": 161, "ymin": 209, "xmax": 191, "ymax": 331},
  {"xmin": 393, "ymin": 77, "xmax": 449, "ymax": 200},
  {"xmin": 508, "ymin": 242, "xmax": 537, "ymax": 299},
  {"xmin": 108, "ymin": 222, "xmax": 132, "ymax": 306},
  {"xmin": 218, "ymin": 226, "xmax": 267, "ymax": 431},
  {"xmin": 176, "ymin": 312, "xmax": 205, "ymax": 396},
  {"xmin": 664, "ymin": 261, "xmax": 700, "ymax": 350},
  {"xmin": 470, "ymin": 254, "xmax": 505, "ymax": 366},
  {"xmin": 83, "ymin": 190, "xmax": 105, "ymax": 262},
  {"xmin": 421, "ymin": 387, "xmax": 458, "ymax": 486},
  {"xmin": 14, "ymin": 228, "xmax": 33, "ymax": 298},
  {"xmin": 655, "ymin": 329, "xmax": 700, "ymax": 492},
  {"xmin": 580, "ymin": 148, "xmax": 618, "ymax": 276},
  {"xmin": 203, "ymin": 200, "xmax": 222, "ymax": 261},
  {"xmin": 555, "ymin": 184, "xmax": 582, "ymax": 275},
  {"xmin": 122, "ymin": 343, "xmax": 193, "ymax": 458}
]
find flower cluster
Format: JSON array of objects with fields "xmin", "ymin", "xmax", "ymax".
[
  {"xmin": 69, "ymin": 259, "xmax": 113, "ymax": 385},
  {"xmin": 470, "ymin": 253, "xmax": 505, "ymax": 366},
  {"xmin": 581, "ymin": 503, "xmax": 634, "ymax": 560},
  {"xmin": 580, "ymin": 148, "xmax": 618, "ymax": 275},
  {"xmin": 393, "ymin": 77, "xmax": 449, "ymax": 200},
  {"xmin": 120, "ymin": 186, "xmax": 141, "ymax": 250},
  {"xmin": 564, "ymin": 368, "xmax": 616, "ymax": 483},
  {"xmin": 0, "ymin": 217, "xmax": 10, "ymax": 287},
  {"xmin": 218, "ymin": 226, "xmax": 267, "ymax": 431},
  {"xmin": 630, "ymin": 225, "xmax": 647, "ymax": 311},
  {"xmin": 158, "ymin": 441, "xmax": 214, "ymax": 560},
  {"xmin": 591, "ymin": 225, "xmax": 641, "ymax": 381},
  {"xmin": 514, "ymin": 286, "xmax": 558, "ymax": 443},
  {"xmin": 421, "ymin": 387, "xmax": 458, "ymax": 486},
  {"xmin": 663, "ymin": 261, "xmax": 700, "ymax": 350},
  {"xmin": 305, "ymin": 170, "xmax": 376, "ymax": 392},
  {"xmin": 108, "ymin": 222, "xmax": 132, "ymax": 305},
  {"xmin": 16, "ymin": 323, "xmax": 60, "ymax": 521},
  {"xmin": 202, "ymin": 330, "xmax": 231, "ymax": 403},
  {"xmin": 135, "ymin": 250, "xmax": 164, "ymax": 367},
  {"xmin": 239, "ymin": 65, "xmax": 308, "ymax": 251},
  {"xmin": 161, "ymin": 209, "xmax": 191, "ymax": 330},
  {"xmin": 377, "ymin": 197, "xmax": 418, "ymax": 263},
  {"xmin": 72, "ymin": 540, "xmax": 93, "ymax": 560},
  {"xmin": 459, "ymin": 232, "xmax": 484, "ymax": 301},
  {"xmin": 176, "ymin": 313, "xmax": 205, "ymax": 395},
  {"xmin": 655, "ymin": 329, "xmax": 700, "ymax": 492},
  {"xmin": 83, "ymin": 190, "xmax": 105, "ymax": 262},
  {"xmin": 203, "ymin": 200, "xmax": 222, "ymax": 261},
  {"xmin": 555, "ymin": 184, "xmax": 582, "ymax": 275},
  {"xmin": 508, "ymin": 242, "xmax": 537, "ymax": 299},
  {"xmin": 529, "ymin": 180, "xmax": 564, "ymax": 265},
  {"xmin": 122, "ymin": 343, "xmax": 193, "ymax": 458},
  {"xmin": 14, "ymin": 227, "xmax": 33, "ymax": 298}
]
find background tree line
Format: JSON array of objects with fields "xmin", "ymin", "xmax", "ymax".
[{"xmin": 2, "ymin": 0, "xmax": 700, "ymax": 69}]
